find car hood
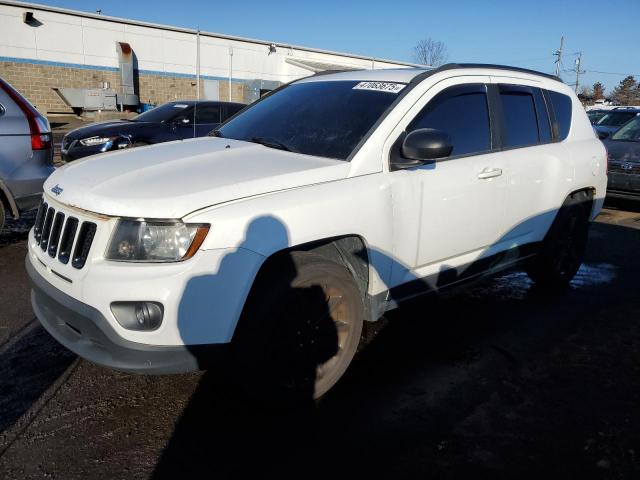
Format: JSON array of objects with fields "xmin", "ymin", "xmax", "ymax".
[
  {"xmin": 45, "ymin": 137, "xmax": 350, "ymax": 218},
  {"xmin": 604, "ymin": 140, "xmax": 640, "ymax": 163},
  {"xmin": 64, "ymin": 120, "xmax": 152, "ymax": 140}
]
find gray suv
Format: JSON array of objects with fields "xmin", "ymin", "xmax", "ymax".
[{"xmin": 0, "ymin": 77, "xmax": 54, "ymax": 231}]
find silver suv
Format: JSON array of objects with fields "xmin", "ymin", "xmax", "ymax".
[{"xmin": 0, "ymin": 77, "xmax": 54, "ymax": 231}]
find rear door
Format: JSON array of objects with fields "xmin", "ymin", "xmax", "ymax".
[{"xmin": 491, "ymin": 78, "xmax": 567, "ymax": 247}]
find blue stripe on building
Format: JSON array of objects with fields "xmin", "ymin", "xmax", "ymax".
[{"xmin": 0, "ymin": 56, "xmax": 244, "ymax": 83}]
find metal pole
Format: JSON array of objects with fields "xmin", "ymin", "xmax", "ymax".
[
  {"xmin": 228, "ymin": 46, "xmax": 233, "ymax": 102},
  {"xmin": 196, "ymin": 29, "xmax": 200, "ymax": 100},
  {"xmin": 574, "ymin": 52, "xmax": 584, "ymax": 93},
  {"xmin": 554, "ymin": 36, "xmax": 564, "ymax": 77}
]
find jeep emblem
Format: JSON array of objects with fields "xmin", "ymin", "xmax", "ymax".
[{"xmin": 51, "ymin": 184, "xmax": 64, "ymax": 196}]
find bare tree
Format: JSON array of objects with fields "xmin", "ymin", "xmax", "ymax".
[{"xmin": 413, "ymin": 38, "xmax": 449, "ymax": 67}]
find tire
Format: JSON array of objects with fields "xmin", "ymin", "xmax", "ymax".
[
  {"xmin": 526, "ymin": 191, "xmax": 592, "ymax": 288},
  {"xmin": 231, "ymin": 251, "xmax": 364, "ymax": 403},
  {"xmin": 0, "ymin": 204, "xmax": 5, "ymax": 232}
]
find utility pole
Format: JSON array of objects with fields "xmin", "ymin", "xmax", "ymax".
[
  {"xmin": 228, "ymin": 46, "xmax": 234, "ymax": 102},
  {"xmin": 553, "ymin": 36, "xmax": 564, "ymax": 77},
  {"xmin": 196, "ymin": 29, "xmax": 200, "ymax": 100},
  {"xmin": 574, "ymin": 52, "xmax": 585, "ymax": 93}
]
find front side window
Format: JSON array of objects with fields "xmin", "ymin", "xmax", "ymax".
[
  {"xmin": 216, "ymin": 81, "xmax": 401, "ymax": 160},
  {"xmin": 407, "ymin": 84, "xmax": 491, "ymax": 157},
  {"xmin": 134, "ymin": 102, "xmax": 191, "ymax": 123},
  {"xmin": 499, "ymin": 86, "xmax": 539, "ymax": 148}
]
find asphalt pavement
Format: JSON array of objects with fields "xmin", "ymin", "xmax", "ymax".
[{"xmin": 0, "ymin": 201, "xmax": 639, "ymax": 479}]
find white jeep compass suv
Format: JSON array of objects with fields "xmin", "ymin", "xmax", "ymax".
[{"xmin": 26, "ymin": 64, "xmax": 607, "ymax": 399}]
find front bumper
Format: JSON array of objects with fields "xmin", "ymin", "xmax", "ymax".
[{"xmin": 27, "ymin": 256, "xmax": 214, "ymax": 373}]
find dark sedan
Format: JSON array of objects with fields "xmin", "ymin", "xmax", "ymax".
[
  {"xmin": 604, "ymin": 115, "xmax": 640, "ymax": 201},
  {"xmin": 61, "ymin": 100, "xmax": 245, "ymax": 161},
  {"xmin": 594, "ymin": 108, "xmax": 640, "ymax": 138}
]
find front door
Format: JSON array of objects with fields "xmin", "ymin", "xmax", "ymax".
[{"xmin": 389, "ymin": 77, "xmax": 507, "ymax": 290}]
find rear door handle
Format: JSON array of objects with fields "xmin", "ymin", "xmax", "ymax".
[{"xmin": 477, "ymin": 168, "xmax": 503, "ymax": 179}]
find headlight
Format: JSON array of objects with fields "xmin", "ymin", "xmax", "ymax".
[
  {"xmin": 106, "ymin": 220, "xmax": 210, "ymax": 262},
  {"xmin": 80, "ymin": 136, "xmax": 117, "ymax": 146}
]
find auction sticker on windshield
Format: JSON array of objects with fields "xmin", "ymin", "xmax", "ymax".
[{"xmin": 353, "ymin": 82, "xmax": 406, "ymax": 94}]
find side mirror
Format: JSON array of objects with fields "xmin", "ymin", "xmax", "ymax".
[
  {"xmin": 393, "ymin": 129, "xmax": 453, "ymax": 169},
  {"xmin": 172, "ymin": 116, "xmax": 190, "ymax": 125},
  {"xmin": 597, "ymin": 130, "xmax": 609, "ymax": 140}
]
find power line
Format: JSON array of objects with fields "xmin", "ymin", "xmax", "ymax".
[{"xmin": 585, "ymin": 69, "xmax": 640, "ymax": 77}]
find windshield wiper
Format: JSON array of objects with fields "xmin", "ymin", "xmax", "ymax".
[{"xmin": 249, "ymin": 136, "xmax": 295, "ymax": 152}]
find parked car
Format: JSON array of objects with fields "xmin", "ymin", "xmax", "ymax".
[
  {"xmin": 0, "ymin": 77, "xmax": 54, "ymax": 231},
  {"xmin": 604, "ymin": 115, "xmax": 640, "ymax": 200},
  {"xmin": 593, "ymin": 107, "xmax": 640, "ymax": 138},
  {"xmin": 61, "ymin": 100, "xmax": 245, "ymax": 161},
  {"xmin": 27, "ymin": 64, "xmax": 607, "ymax": 401},
  {"xmin": 587, "ymin": 109, "xmax": 608, "ymax": 124}
]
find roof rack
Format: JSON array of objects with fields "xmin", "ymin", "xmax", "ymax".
[{"xmin": 434, "ymin": 63, "xmax": 562, "ymax": 82}]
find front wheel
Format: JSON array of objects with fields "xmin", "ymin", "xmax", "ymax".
[
  {"xmin": 232, "ymin": 251, "xmax": 364, "ymax": 402},
  {"xmin": 526, "ymin": 191, "xmax": 592, "ymax": 288}
]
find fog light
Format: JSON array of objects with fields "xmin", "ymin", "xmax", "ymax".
[{"xmin": 111, "ymin": 301, "xmax": 163, "ymax": 331}]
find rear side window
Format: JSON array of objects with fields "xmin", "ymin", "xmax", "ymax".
[
  {"xmin": 547, "ymin": 91, "xmax": 572, "ymax": 140},
  {"xmin": 499, "ymin": 86, "xmax": 539, "ymax": 148},
  {"xmin": 408, "ymin": 84, "xmax": 491, "ymax": 157}
]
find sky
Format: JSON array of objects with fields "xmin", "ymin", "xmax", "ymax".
[{"xmin": 28, "ymin": 0, "xmax": 640, "ymax": 94}]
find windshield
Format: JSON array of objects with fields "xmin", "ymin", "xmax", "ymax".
[
  {"xmin": 134, "ymin": 102, "xmax": 192, "ymax": 123},
  {"xmin": 611, "ymin": 116, "xmax": 640, "ymax": 142},
  {"xmin": 215, "ymin": 80, "xmax": 403, "ymax": 160},
  {"xmin": 587, "ymin": 111, "xmax": 607, "ymax": 123},
  {"xmin": 597, "ymin": 111, "xmax": 638, "ymax": 127}
]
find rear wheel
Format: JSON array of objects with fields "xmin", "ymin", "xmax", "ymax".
[
  {"xmin": 526, "ymin": 191, "xmax": 592, "ymax": 288},
  {"xmin": 0, "ymin": 204, "xmax": 5, "ymax": 232},
  {"xmin": 232, "ymin": 251, "xmax": 364, "ymax": 402}
]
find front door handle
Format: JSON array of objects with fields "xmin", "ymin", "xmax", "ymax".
[{"xmin": 477, "ymin": 167, "xmax": 503, "ymax": 179}]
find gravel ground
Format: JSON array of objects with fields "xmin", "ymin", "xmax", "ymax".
[{"xmin": 0, "ymin": 200, "xmax": 639, "ymax": 479}]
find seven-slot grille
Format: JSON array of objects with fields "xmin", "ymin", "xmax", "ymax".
[{"xmin": 33, "ymin": 201, "xmax": 97, "ymax": 269}]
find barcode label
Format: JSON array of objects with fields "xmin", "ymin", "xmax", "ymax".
[{"xmin": 353, "ymin": 82, "xmax": 406, "ymax": 94}]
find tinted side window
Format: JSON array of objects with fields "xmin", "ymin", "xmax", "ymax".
[
  {"xmin": 533, "ymin": 88, "xmax": 552, "ymax": 143},
  {"xmin": 408, "ymin": 84, "xmax": 491, "ymax": 157},
  {"xmin": 195, "ymin": 105, "xmax": 221, "ymax": 124},
  {"xmin": 499, "ymin": 86, "xmax": 539, "ymax": 148},
  {"xmin": 224, "ymin": 104, "xmax": 244, "ymax": 119},
  {"xmin": 548, "ymin": 91, "xmax": 572, "ymax": 140}
]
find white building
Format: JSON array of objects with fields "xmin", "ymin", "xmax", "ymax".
[{"xmin": 0, "ymin": 0, "xmax": 419, "ymax": 113}]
